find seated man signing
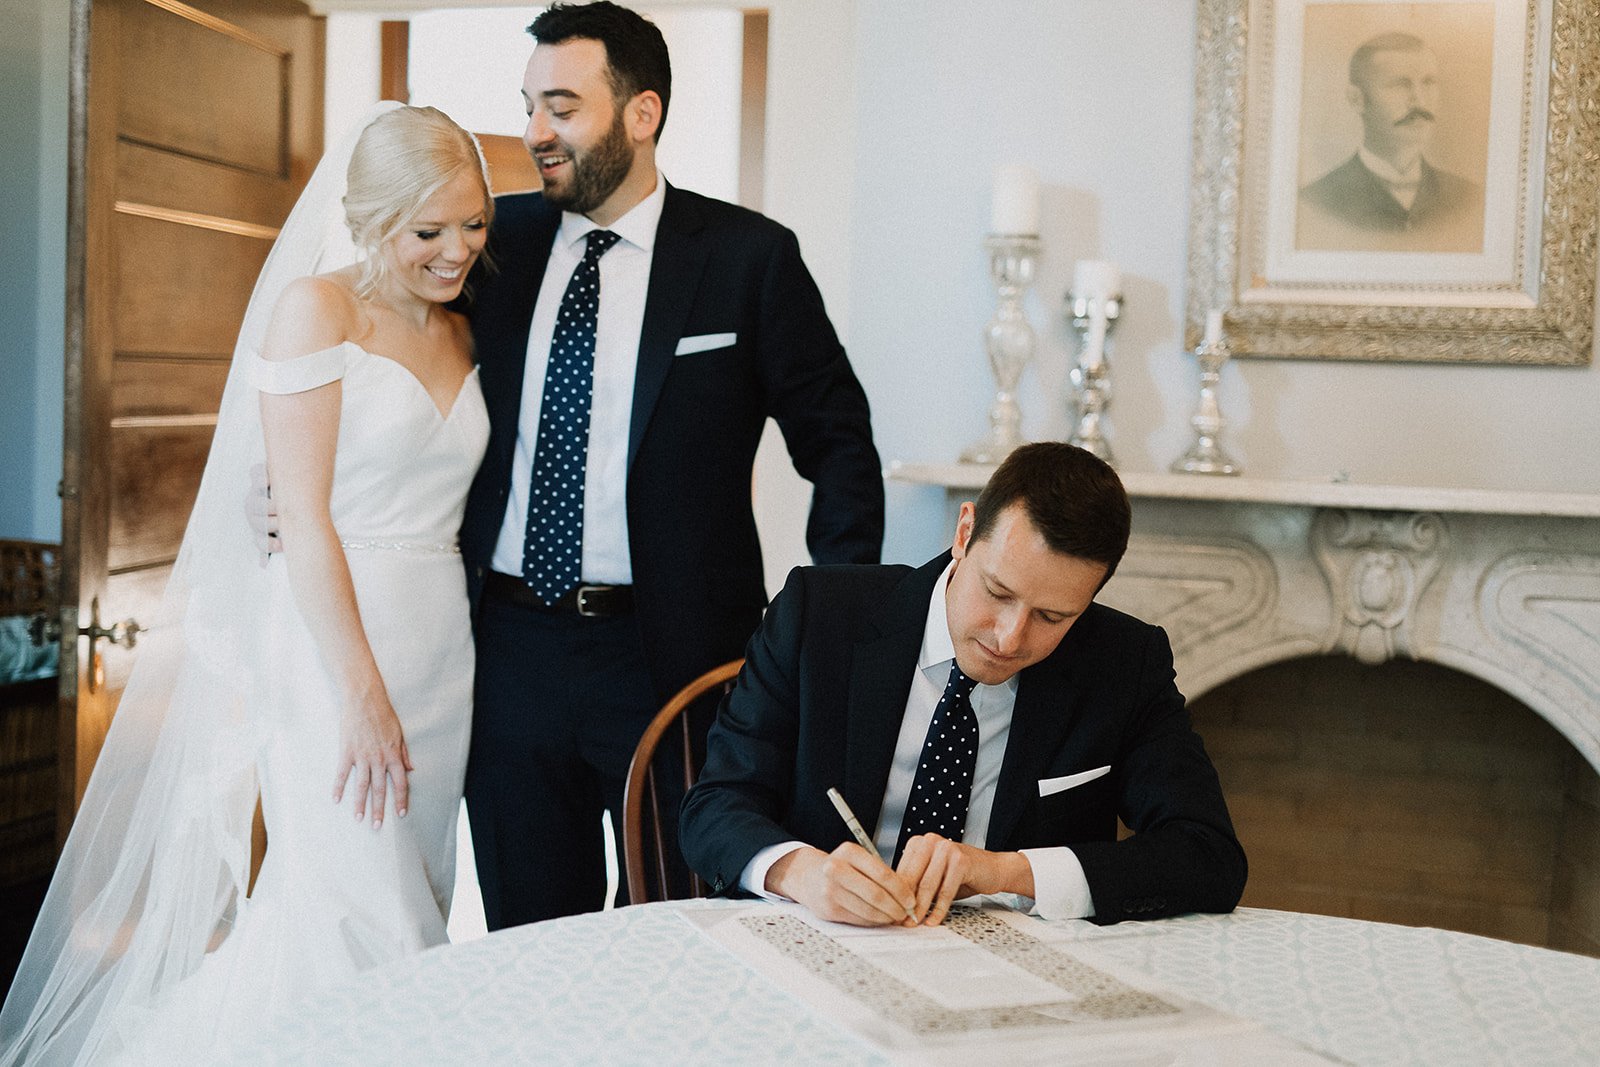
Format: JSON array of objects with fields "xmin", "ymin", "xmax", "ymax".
[{"xmin": 679, "ymin": 442, "xmax": 1246, "ymax": 927}]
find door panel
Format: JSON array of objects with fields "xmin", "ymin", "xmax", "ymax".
[
  {"xmin": 114, "ymin": 214, "xmax": 273, "ymax": 353},
  {"xmin": 111, "ymin": 358, "xmax": 231, "ymax": 419},
  {"xmin": 118, "ymin": 140, "xmax": 297, "ymax": 226},
  {"xmin": 62, "ymin": 0, "xmax": 323, "ymax": 826},
  {"xmin": 107, "ymin": 426, "xmax": 214, "ymax": 572},
  {"xmin": 118, "ymin": 1, "xmax": 290, "ymax": 174},
  {"xmin": 478, "ymin": 133, "xmax": 540, "ymax": 195}
]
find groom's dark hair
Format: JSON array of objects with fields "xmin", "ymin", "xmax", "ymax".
[
  {"xmin": 528, "ymin": 2, "xmax": 673, "ymax": 142},
  {"xmin": 971, "ymin": 442, "xmax": 1131, "ymax": 588}
]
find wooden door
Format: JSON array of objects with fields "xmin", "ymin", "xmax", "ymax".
[{"xmin": 59, "ymin": 0, "xmax": 323, "ymax": 838}]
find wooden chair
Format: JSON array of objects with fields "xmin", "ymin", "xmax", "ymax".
[{"xmin": 622, "ymin": 658, "xmax": 743, "ymax": 905}]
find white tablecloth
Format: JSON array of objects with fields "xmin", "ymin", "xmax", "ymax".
[{"xmin": 228, "ymin": 902, "xmax": 1600, "ymax": 1066}]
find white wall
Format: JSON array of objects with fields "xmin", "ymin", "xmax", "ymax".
[
  {"xmin": 750, "ymin": 0, "xmax": 860, "ymax": 592},
  {"xmin": 0, "ymin": 2, "xmax": 41, "ymax": 539},
  {"xmin": 407, "ymin": 6, "xmax": 541, "ymax": 134},
  {"xmin": 0, "ymin": 0, "xmax": 67, "ymax": 542},
  {"xmin": 839, "ymin": 0, "xmax": 1600, "ymax": 567},
  {"xmin": 852, "ymin": 0, "xmax": 1205, "ymax": 561},
  {"xmin": 13, "ymin": 0, "xmax": 1600, "ymax": 565},
  {"xmin": 325, "ymin": 10, "xmax": 392, "ymax": 143},
  {"xmin": 333, "ymin": 6, "xmax": 742, "ymax": 204}
]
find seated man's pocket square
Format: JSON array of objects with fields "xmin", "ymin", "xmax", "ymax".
[
  {"xmin": 1038, "ymin": 765, "xmax": 1111, "ymax": 798},
  {"xmin": 674, "ymin": 332, "xmax": 737, "ymax": 356}
]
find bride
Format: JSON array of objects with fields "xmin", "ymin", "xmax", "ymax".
[{"xmin": 0, "ymin": 103, "xmax": 492, "ymax": 1064}]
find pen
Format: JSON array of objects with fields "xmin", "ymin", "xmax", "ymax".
[{"xmin": 826, "ymin": 786, "xmax": 918, "ymax": 922}]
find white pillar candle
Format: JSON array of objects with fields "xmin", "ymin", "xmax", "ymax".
[
  {"xmin": 1204, "ymin": 309, "xmax": 1225, "ymax": 345},
  {"xmin": 990, "ymin": 164, "xmax": 1040, "ymax": 235},
  {"xmin": 1072, "ymin": 259, "xmax": 1122, "ymax": 299}
]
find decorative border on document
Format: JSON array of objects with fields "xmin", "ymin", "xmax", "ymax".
[{"xmin": 736, "ymin": 908, "xmax": 1180, "ymax": 1036}]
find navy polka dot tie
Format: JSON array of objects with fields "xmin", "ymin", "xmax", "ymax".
[
  {"xmin": 894, "ymin": 662, "xmax": 981, "ymax": 864},
  {"xmin": 522, "ymin": 229, "xmax": 621, "ymax": 605}
]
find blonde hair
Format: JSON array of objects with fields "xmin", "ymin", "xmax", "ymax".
[{"xmin": 343, "ymin": 105, "xmax": 494, "ymax": 298}]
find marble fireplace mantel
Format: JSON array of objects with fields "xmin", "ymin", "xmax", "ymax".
[{"xmin": 888, "ymin": 463, "xmax": 1600, "ymax": 773}]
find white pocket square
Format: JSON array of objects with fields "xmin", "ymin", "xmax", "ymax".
[
  {"xmin": 1038, "ymin": 765, "xmax": 1111, "ymax": 798},
  {"xmin": 674, "ymin": 332, "xmax": 736, "ymax": 356}
]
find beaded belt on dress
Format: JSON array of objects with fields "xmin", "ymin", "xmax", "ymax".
[{"xmin": 339, "ymin": 539, "xmax": 460, "ymax": 555}]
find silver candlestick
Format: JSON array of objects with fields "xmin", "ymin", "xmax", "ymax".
[
  {"xmin": 1065, "ymin": 262, "xmax": 1122, "ymax": 464},
  {"xmin": 1172, "ymin": 309, "xmax": 1241, "ymax": 476},
  {"xmin": 961, "ymin": 234, "xmax": 1041, "ymax": 464}
]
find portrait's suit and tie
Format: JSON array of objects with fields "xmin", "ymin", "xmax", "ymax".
[
  {"xmin": 1295, "ymin": 32, "xmax": 1485, "ymax": 252},
  {"xmin": 680, "ymin": 553, "xmax": 1248, "ymax": 925},
  {"xmin": 1299, "ymin": 152, "xmax": 1479, "ymax": 235},
  {"xmin": 460, "ymin": 182, "xmax": 883, "ymax": 928}
]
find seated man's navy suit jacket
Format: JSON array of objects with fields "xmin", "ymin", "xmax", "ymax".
[{"xmin": 680, "ymin": 553, "xmax": 1248, "ymax": 924}]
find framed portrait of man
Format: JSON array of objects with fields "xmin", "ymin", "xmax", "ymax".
[
  {"xmin": 1185, "ymin": 0, "xmax": 1597, "ymax": 365},
  {"xmin": 1295, "ymin": 11, "xmax": 1493, "ymax": 254}
]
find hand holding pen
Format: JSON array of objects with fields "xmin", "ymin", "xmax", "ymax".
[
  {"xmin": 758, "ymin": 788, "xmax": 922, "ymax": 927},
  {"xmin": 828, "ymin": 787, "xmax": 919, "ymax": 924}
]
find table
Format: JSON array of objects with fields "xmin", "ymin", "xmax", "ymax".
[{"xmin": 229, "ymin": 901, "xmax": 1600, "ymax": 1065}]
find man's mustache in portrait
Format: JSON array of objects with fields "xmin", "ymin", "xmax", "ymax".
[{"xmin": 1395, "ymin": 107, "xmax": 1436, "ymax": 126}]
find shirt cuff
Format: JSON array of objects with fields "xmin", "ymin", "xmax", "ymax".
[
  {"xmin": 740, "ymin": 840, "xmax": 810, "ymax": 901},
  {"xmin": 1019, "ymin": 846, "xmax": 1096, "ymax": 921}
]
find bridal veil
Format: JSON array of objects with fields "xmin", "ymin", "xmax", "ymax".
[{"xmin": 0, "ymin": 101, "xmax": 402, "ymax": 1066}]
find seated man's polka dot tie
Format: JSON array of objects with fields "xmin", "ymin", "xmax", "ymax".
[
  {"xmin": 522, "ymin": 229, "xmax": 621, "ymax": 605},
  {"xmin": 894, "ymin": 662, "xmax": 980, "ymax": 865}
]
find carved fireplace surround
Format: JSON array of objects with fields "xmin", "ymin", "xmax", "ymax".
[{"xmin": 888, "ymin": 464, "xmax": 1600, "ymax": 776}]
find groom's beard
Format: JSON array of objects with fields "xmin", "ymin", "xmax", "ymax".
[{"xmin": 539, "ymin": 108, "xmax": 634, "ymax": 216}]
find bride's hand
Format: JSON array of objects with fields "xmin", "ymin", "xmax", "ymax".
[
  {"xmin": 333, "ymin": 695, "xmax": 413, "ymax": 829},
  {"xmin": 245, "ymin": 462, "xmax": 282, "ymax": 564}
]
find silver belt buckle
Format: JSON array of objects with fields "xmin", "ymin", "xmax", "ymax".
[{"xmin": 576, "ymin": 585, "xmax": 605, "ymax": 617}]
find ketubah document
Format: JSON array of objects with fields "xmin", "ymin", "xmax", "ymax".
[{"xmin": 683, "ymin": 902, "xmax": 1337, "ymax": 1065}]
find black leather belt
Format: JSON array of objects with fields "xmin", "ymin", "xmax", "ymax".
[{"xmin": 483, "ymin": 571, "xmax": 634, "ymax": 617}]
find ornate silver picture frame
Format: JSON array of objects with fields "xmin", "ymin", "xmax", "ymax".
[{"xmin": 1185, "ymin": 0, "xmax": 1597, "ymax": 365}]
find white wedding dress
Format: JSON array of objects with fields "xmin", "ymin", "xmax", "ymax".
[
  {"xmin": 113, "ymin": 341, "xmax": 490, "ymax": 1062},
  {"xmin": 0, "ymin": 104, "xmax": 506, "ymax": 1067}
]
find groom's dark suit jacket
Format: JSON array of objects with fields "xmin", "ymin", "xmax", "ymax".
[
  {"xmin": 459, "ymin": 184, "xmax": 883, "ymax": 702},
  {"xmin": 681, "ymin": 554, "xmax": 1247, "ymax": 924}
]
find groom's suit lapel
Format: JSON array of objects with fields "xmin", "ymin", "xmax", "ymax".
[
  {"xmin": 986, "ymin": 640, "xmax": 1079, "ymax": 849},
  {"xmin": 838, "ymin": 559, "xmax": 1088, "ymax": 851},
  {"xmin": 482, "ymin": 196, "xmax": 561, "ymax": 451},
  {"xmin": 629, "ymin": 183, "xmax": 709, "ymax": 472},
  {"xmin": 841, "ymin": 556, "xmax": 947, "ymax": 839},
  {"xmin": 833, "ymin": 550, "xmax": 1087, "ymax": 852},
  {"xmin": 481, "ymin": 186, "xmax": 709, "ymax": 476}
]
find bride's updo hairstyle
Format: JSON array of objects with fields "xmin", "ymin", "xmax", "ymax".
[{"xmin": 343, "ymin": 105, "xmax": 494, "ymax": 297}]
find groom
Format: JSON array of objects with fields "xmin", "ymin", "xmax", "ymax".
[
  {"xmin": 460, "ymin": 2, "xmax": 882, "ymax": 928},
  {"xmin": 680, "ymin": 443, "xmax": 1246, "ymax": 928}
]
